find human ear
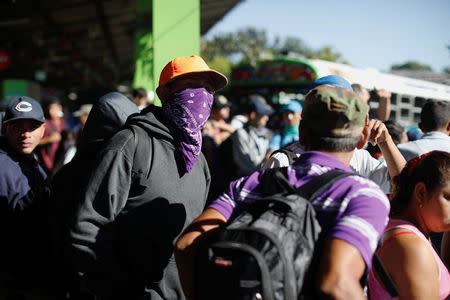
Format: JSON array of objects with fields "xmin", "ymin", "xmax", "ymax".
[
  {"xmin": 413, "ymin": 182, "xmax": 427, "ymax": 205},
  {"xmin": 356, "ymin": 115, "xmax": 370, "ymax": 149},
  {"xmin": 356, "ymin": 132, "xmax": 368, "ymax": 149},
  {"xmin": 39, "ymin": 123, "xmax": 46, "ymax": 138},
  {"xmin": 157, "ymin": 86, "xmax": 169, "ymax": 102}
]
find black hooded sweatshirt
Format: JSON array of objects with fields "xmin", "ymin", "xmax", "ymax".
[
  {"xmin": 49, "ymin": 92, "xmax": 140, "ymax": 291},
  {"xmin": 69, "ymin": 104, "xmax": 211, "ymax": 299}
]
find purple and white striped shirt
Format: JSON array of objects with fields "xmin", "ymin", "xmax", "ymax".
[{"xmin": 209, "ymin": 151, "xmax": 390, "ymax": 269}]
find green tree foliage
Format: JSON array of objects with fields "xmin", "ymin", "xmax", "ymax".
[
  {"xmin": 201, "ymin": 33, "xmax": 237, "ymax": 62},
  {"xmin": 206, "ymin": 55, "xmax": 233, "ymax": 77},
  {"xmin": 391, "ymin": 61, "xmax": 433, "ymax": 71},
  {"xmin": 235, "ymin": 28, "xmax": 268, "ymax": 66},
  {"xmin": 201, "ymin": 27, "xmax": 347, "ymax": 68},
  {"xmin": 201, "ymin": 27, "xmax": 267, "ymax": 67},
  {"xmin": 309, "ymin": 45, "xmax": 345, "ymax": 63},
  {"xmin": 272, "ymin": 36, "xmax": 313, "ymax": 58}
]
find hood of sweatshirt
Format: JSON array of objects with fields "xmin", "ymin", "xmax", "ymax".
[
  {"xmin": 126, "ymin": 104, "xmax": 176, "ymax": 146},
  {"xmin": 77, "ymin": 92, "xmax": 140, "ymax": 156}
]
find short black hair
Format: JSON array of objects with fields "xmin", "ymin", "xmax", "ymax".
[
  {"xmin": 42, "ymin": 96, "xmax": 61, "ymax": 118},
  {"xmin": 420, "ymin": 100, "xmax": 450, "ymax": 132},
  {"xmin": 43, "ymin": 96, "xmax": 61, "ymax": 107},
  {"xmin": 132, "ymin": 88, "xmax": 147, "ymax": 99},
  {"xmin": 308, "ymin": 136, "xmax": 360, "ymax": 152},
  {"xmin": 384, "ymin": 120, "xmax": 405, "ymax": 145},
  {"xmin": 303, "ymin": 123, "xmax": 360, "ymax": 151}
]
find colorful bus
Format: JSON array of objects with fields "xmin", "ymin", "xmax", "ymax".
[{"xmin": 229, "ymin": 57, "xmax": 450, "ymax": 127}]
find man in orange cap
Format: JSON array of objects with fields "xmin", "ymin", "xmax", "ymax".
[{"xmin": 69, "ymin": 55, "xmax": 227, "ymax": 299}]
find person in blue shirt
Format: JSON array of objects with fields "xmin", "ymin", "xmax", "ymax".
[
  {"xmin": 0, "ymin": 96, "xmax": 54, "ymax": 297},
  {"xmin": 398, "ymin": 100, "xmax": 450, "ymax": 161},
  {"xmin": 267, "ymin": 99, "xmax": 303, "ymax": 157}
]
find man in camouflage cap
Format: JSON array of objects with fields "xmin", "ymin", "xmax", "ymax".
[
  {"xmin": 176, "ymin": 85, "xmax": 390, "ymax": 298},
  {"xmin": 300, "ymin": 84, "xmax": 369, "ymax": 149},
  {"xmin": 263, "ymin": 77, "xmax": 407, "ymax": 195}
]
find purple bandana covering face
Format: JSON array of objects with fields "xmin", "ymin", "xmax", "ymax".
[{"xmin": 162, "ymin": 87, "xmax": 213, "ymax": 172}]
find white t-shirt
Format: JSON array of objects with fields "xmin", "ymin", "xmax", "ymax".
[
  {"xmin": 262, "ymin": 142, "xmax": 391, "ymax": 193},
  {"xmin": 230, "ymin": 114, "xmax": 248, "ymax": 130}
]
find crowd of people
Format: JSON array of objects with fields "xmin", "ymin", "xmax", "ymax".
[{"xmin": 0, "ymin": 54, "xmax": 449, "ymax": 300}]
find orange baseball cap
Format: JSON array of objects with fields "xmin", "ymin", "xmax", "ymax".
[{"xmin": 156, "ymin": 55, "xmax": 228, "ymax": 98}]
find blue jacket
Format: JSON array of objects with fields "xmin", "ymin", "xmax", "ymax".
[
  {"xmin": 0, "ymin": 137, "xmax": 50, "ymax": 281},
  {"xmin": 0, "ymin": 138, "xmax": 49, "ymax": 213}
]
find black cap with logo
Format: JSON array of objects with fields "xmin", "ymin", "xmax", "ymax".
[{"xmin": 3, "ymin": 96, "xmax": 45, "ymax": 124}]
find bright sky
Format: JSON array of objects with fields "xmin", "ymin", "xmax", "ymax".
[{"xmin": 205, "ymin": 0, "xmax": 450, "ymax": 73}]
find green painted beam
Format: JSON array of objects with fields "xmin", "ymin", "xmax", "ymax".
[
  {"xmin": 133, "ymin": 0, "xmax": 200, "ymax": 106},
  {"xmin": 133, "ymin": 0, "xmax": 154, "ymax": 99}
]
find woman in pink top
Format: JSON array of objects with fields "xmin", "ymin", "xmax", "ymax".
[{"xmin": 369, "ymin": 150, "xmax": 450, "ymax": 299}]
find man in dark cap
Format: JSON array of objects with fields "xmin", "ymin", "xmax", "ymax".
[
  {"xmin": 231, "ymin": 94, "xmax": 274, "ymax": 177},
  {"xmin": 70, "ymin": 55, "xmax": 228, "ymax": 300},
  {"xmin": 0, "ymin": 96, "xmax": 54, "ymax": 297}
]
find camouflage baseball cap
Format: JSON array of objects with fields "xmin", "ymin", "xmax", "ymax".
[{"xmin": 302, "ymin": 85, "xmax": 369, "ymax": 137}]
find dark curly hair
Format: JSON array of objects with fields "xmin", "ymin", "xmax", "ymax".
[{"xmin": 390, "ymin": 151, "xmax": 450, "ymax": 216}]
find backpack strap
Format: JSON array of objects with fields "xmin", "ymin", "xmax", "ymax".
[
  {"xmin": 261, "ymin": 168, "xmax": 352, "ymax": 199},
  {"xmin": 371, "ymin": 253, "xmax": 399, "ymax": 297},
  {"xmin": 260, "ymin": 167, "xmax": 296, "ymax": 195},
  {"xmin": 129, "ymin": 124, "xmax": 153, "ymax": 189},
  {"xmin": 296, "ymin": 169, "xmax": 352, "ymax": 200},
  {"xmin": 270, "ymin": 146, "xmax": 298, "ymax": 165}
]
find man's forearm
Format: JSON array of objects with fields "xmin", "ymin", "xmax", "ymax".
[
  {"xmin": 378, "ymin": 135, "xmax": 406, "ymax": 179},
  {"xmin": 175, "ymin": 209, "xmax": 227, "ymax": 300},
  {"xmin": 376, "ymin": 100, "xmax": 390, "ymax": 121},
  {"xmin": 315, "ymin": 238, "xmax": 367, "ymax": 300},
  {"xmin": 317, "ymin": 278, "xmax": 366, "ymax": 300}
]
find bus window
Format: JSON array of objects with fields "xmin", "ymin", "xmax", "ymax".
[
  {"xmin": 415, "ymin": 97, "xmax": 426, "ymax": 108},
  {"xmin": 391, "ymin": 93, "xmax": 397, "ymax": 105},
  {"xmin": 401, "ymin": 108, "xmax": 410, "ymax": 119},
  {"xmin": 390, "ymin": 110, "xmax": 397, "ymax": 120}
]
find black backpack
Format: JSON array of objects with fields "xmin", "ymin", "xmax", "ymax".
[{"xmin": 195, "ymin": 168, "xmax": 352, "ymax": 300}]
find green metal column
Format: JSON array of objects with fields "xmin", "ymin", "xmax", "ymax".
[
  {"xmin": 133, "ymin": 0, "xmax": 200, "ymax": 106},
  {"xmin": 132, "ymin": 0, "xmax": 153, "ymax": 99}
]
